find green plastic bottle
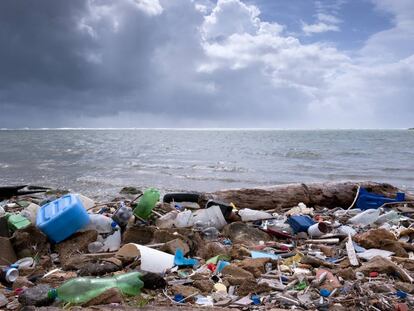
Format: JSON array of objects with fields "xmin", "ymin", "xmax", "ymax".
[
  {"xmin": 48, "ymin": 272, "xmax": 143, "ymax": 304},
  {"xmin": 133, "ymin": 188, "xmax": 160, "ymax": 220}
]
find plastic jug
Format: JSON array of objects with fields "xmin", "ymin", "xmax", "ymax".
[
  {"xmin": 48, "ymin": 272, "xmax": 143, "ymax": 304},
  {"xmin": 133, "ymin": 188, "xmax": 160, "ymax": 220}
]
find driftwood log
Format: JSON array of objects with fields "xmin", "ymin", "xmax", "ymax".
[{"xmin": 200, "ymin": 181, "xmax": 414, "ymax": 211}]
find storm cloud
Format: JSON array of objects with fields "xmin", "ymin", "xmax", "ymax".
[{"xmin": 0, "ymin": 0, "xmax": 413, "ymax": 128}]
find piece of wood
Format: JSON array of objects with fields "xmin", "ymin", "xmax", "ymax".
[
  {"xmin": 200, "ymin": 181, "xmax": 413, "ymax": 211},
  {"xmin": 346, "ymin": 234, "xmax": 359, "ymax": 267}
]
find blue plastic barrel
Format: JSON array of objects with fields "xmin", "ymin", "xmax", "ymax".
[{"xmin": 36, "ymin": 194, "xmax": 90, "ymax": 243}]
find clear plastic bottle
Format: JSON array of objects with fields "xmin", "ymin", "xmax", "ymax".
[
  {"xmin": 48, "ymin": 272, "xmax": 143, "ymax": 304},
  {"xmin": 82, "ymin": 214, "xmax": 117, "ymax": 233}
]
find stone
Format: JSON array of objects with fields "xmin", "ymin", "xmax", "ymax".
[
  {"xmin": 237, "ymin": 258, "xmax": 272, "ymax": 277},
  {"xmin": 356, "ymin": 256, "xmax": 412, "ymax": 282},
  {"xmin": 56, "ymin": 230, "xmax": 98, "ymax": 268},
  {"xmin": 230, "ymin": 244, "xmax": 251, "ymax": 259},
  {"xmin": 221, "ymin": 265, "xmax": 254, "ymax": 279},
  {"xmin": 83, "ymin": 288, "xmax": 124, "ymax": 307},
  {"xmin": 141, "ymin": 272, "xmax": 167, "ymax": 290},
  {"xmin": 160, "ymin": 238, "xmax": 190, "ymax": 255},
  {"xmin": 197, "ymin": 241, "xmax": 230, "ymax": 259},
  {"xmin": 395, "ymin": 282, "xmax": 414, "ymax": 294},
  {"xmin": 300, "ymin": 255, "xmax": 336, "ymax": 268},
  {"xmin": 170, "ymin": 285, "xmax": 199, "ymax": 297},
  {"xmin": 193, "ymin": 279, "xmax": 214, "ymax": 294},
  {"xmin": 11, "ymin": 225, "xmax": 48, "ymax": 258},
  {"xmin": 18, "ymin": 284, "xmax": 54, "ymax": 307},
  {"xmin": 123, "ymin": 226, "xmax": 156, "ymax": 245},
  {"xmin": 237, "ymin": 278, "xmax": 271, "ymax": 296},
  {"xmin": 354, "ymin": 228, "xmax": 396, "ymax": 248},
  {"xmin": 0, "ymin": 293, "xmax": 8, "ymax": 307},
  {"xmin": 222, "ymin": 222, "xmax": 272, "ymax": 245},
  {"xmin": 12, "ymin": 277, "xmax": 34, "ymax": 290},
  {"xmin": 78, "ymin": 260, "xmax": 122, "ymax": 276}
]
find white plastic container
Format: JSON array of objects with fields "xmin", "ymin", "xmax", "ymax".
[
  {"xmin": 88, "ymin": 226, "xmax": 121, "ymax": 253},
  {"xmin": 337, "ymin": 225, "xmax": 357, "ymax": 237},
  {"xmin": 348, "ymin": 209, "xmax": 380, "ymax": 226},
  {"xmin": 375, "ymin": 210, "xmax": 400, "ymax": 225},
  {"xmin": 156, "ymin": 211, "xmax": 178, "ymax": 228},
  {"xmin": 239, "ymin": 209, "xmax": 272, "ymax": 222},
  {"xmin": 190, "ymin": 205, "xmax": 227, "ymax": 230}
]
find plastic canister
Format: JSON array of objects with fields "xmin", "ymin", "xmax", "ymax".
[
  {"xmin": 36, "ymin": 194, "xmax": 90, "ymax": 243},
  {"xmin": 112, "ymin": 202, "xmax": 133, "ymax": 227},
  {"xmin": 287, "ymin": 215, "xmax": 316, "ymax": 233},
  {"xmin": 307, "ymin": 222, "xmax": 331, "ymax": 237}
]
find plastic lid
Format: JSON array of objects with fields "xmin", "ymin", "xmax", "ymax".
[
  {"xmin": 5, "ymin": 268, "xmax": 19, "ymax": 283},
  {"xmin": 111, "ymin": 221, "xmax": 117, "ymax": 228}
]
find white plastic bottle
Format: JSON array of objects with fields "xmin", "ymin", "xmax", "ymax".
[{"xmin": 82, "ymin": 214, "xmax": 116, "ymax": 233}]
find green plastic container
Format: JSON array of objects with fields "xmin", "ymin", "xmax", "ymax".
[
  {"xmin": 6, "ymin": 214, "xmax": 31, "ymax": 231},
  {"xmin": 133, "ymin": 188, "xmax": 160, "ymax": 220},
  {"xmin": 48, "ymin": 272, "xmax": 143, "ymax": 304}
]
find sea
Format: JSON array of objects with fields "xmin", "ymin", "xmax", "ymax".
[{"xmin": 0, "ymin": 129, "xmax": 413, "ymax": 198}]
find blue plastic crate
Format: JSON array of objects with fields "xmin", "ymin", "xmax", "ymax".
[{"xmin": 36, "ymin": 194, "xmax": 90, "ymax": 243}]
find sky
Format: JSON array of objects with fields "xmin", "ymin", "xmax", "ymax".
[{"xmin": 0, "ymin": 0, "xmax": 413, "ymax": 128}]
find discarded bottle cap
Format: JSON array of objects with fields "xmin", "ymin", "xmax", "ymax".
[
  {"xmin": 320, "ymin": 288, "xmax": 331, "ymax": 297},
  {"xmin": 14, "ymin": 257, "xmax": 35, "ymax": 270},
  {"xmin": 369, "ymin": 271, "xmax": 379, "ymax": 278}
]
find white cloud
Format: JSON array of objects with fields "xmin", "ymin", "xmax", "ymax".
[
  {"xmin": 132, "ymin": 0, "xmax": 163, "ymax": 16},
  {"xmin": 302, "ymin": 22, "xmax": 340, "ymax": 35}
]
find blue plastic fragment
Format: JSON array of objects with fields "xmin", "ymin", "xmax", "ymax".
[
  {"xmin": 174, "ymin": 248, "xmax": 199, "ymax": 268},
  {"xmin": 222, "ymin": 239, "xmax": 232, "ymax": 245},
  {"xmin": 250, "ymin": 250, "xmax": 280, "ymax": 260},
  {"xmin": 287, "ymin": 215, "xmax": 316, "ymax": 233},
  {"xmin": 356, "ymin": 188, "xmax": 405, "ymax": 210},
  {"xmin": 320, "ymin": 289, "xmax": 331, "ymax": 297},
  {"xmin": 174, "ymin": 294, "xmax": 185, "ymax": 303},
  {"xmin": 216, "ymin": 260, "xmax": 230, "ymax": 273},
  {"xmin": 396, "ymin": 290, "xmax": 408, "ymax": 299},
  {"xmin": 251, "ymin": 295, "xmax": 261, "ymax": 305}
]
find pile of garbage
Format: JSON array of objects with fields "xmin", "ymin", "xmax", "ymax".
[{"xmin": 1, "ymin": 183, "xmax": 414, "ymax": 310}]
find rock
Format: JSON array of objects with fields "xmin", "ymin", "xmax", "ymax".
[
  {"xmin": 319, "ymin": 245, "xmax": 336, "ymax": 257},
  {"xmin": 197, "ymin": 241, "xmax": 230, "ymax": 259},
  {"xmin": 170, "ymin": 285, "xmax": 199, "ymax": 297},
  {"xmin": 300, "ymin": 256, "xmax": 336, "ymax": 268},
  {"xmin": 0, "ymin": 293, "xmax": 8, "ymax": 307},
  {"xmin": 18, "ymin": 284, "xmax": 54, "ymax": 307},
  {"xmin": 354, "ymin": 228, "xmax": 396, "ymax": 248},
  {"xmin": 230, "ymin": 244, "xmax": 251, "ymax": 259},
  {"xmin": 11, "ymin": 225, "xmax": 49, "ymax": 258},
  {"xmin": 237, "ymin": 278, "xmax": 271, "ymax": 296},
  {"xmin": 83, "ymin": 288, "xmax": 124, "ymax": 306},
  {"xmin": 12, "ymin": 277, "xmax": 34, "ymax": 290},
  {"xmin": 160, "ymin": 239, "xmax": 190, "ymax": 255},
  {"xmin": 120, "ymin": 187, "xmax": 142, "ymax": 195},
  {"xmin": 78, "ymin": 260, "xmax": 122, "ymax": 276},
  {"xmin": 123, "ymin": 226, "xmax": 155, "ymax": 245},
  {"xmin": 141, "ymin": 272, "xmax": 167, "ymax": 290},
  {"xmin": 222, "ymin": 222, "xmax": 272, "ymax": 245},
  {"xmin": 193, "ymin": 279, "xmax": 214, "ymax": 294},
  {"xmin": 237, "ymin": 258, "xmax": 272, "ymax": 277},
  {"xmin": 356, "ymin": 256, "xmax": 412, "ymax": 282},
  {"xmin": 335, "ymin": 267, "xmax": 355, "ymax": 280},
  {"xmin": 222, "ymin": 264, "xmax": 254, "ymax": 279},
  {"xmin": 56, "ymin": 230, "xmax": 98, "ymax": 268},
  {"xmin": 379, "ymin": 240, "xmax": 408, "ymax": 258},
  {"xmin": 395, "ymin": 282, "xmax": 414, "ymax": 294}
]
